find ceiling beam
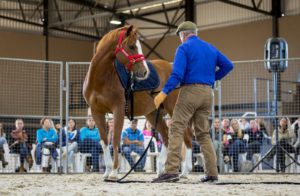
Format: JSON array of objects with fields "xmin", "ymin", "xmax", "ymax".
[
  {"xmin": 216, "ymin": 0, "xmax": 273, "ymax": 16},
  {"xmin": 64, "ymin": 0, "xmax": 177, "ymax": 28},
  {"xmin": 0, "ymin": 14, "xmax": 99, "ymax": 40}
]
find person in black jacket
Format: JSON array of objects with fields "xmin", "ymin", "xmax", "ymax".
[{"xmin": 245, "ymin": 120, "xmax": 264, "ymax": 161}]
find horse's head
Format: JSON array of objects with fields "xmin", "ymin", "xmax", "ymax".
[{"xmin": 115, "ymin": 25, "xmax": 150, "ymax": 81}]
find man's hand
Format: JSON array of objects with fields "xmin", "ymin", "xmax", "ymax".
[{"xmin": 154, "ymin": 92, "xmax": 167, "ymax": 109}]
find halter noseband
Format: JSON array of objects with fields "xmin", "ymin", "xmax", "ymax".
[{"xmin": 115, "ymin": 29, "xmax": 145, "ymax": 71}]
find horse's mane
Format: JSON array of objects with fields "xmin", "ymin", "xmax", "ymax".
[{"xmin": 95, "ymin": 26, "xmax": 137, "ymax": 53}]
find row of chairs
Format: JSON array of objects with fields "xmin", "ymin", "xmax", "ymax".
[{"xmin": 0, "ymin": 137, "xmax": 160, "ymax": 173}]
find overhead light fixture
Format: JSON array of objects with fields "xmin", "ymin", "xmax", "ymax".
[{"xmin": 110, "ymin": 16, "xmax": 122, "ymax": 25}]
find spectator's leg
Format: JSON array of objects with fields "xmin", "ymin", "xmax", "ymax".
[
  {"xmin": 229, "ymin": 141, "xmax": 239, "ymax": 172},
  {"xmin": 123, "ymin": 146, "xmax": 134, "ymax": 168},
  {"xmin": 278, "ymin": 145, "xmax": 285, "ymax": 172},
  {"xmin": 36, "ymin": 144, "xmax": 42, "ymax": 166},
  {"xmin": 109, "ymin": 145, "xmax": 114, "ymax": 157},
  {"xmin": 51, "ymin": 146, "xmax": 59, "ymax": 161},
  {"xmin": 247, "ymin": 142, "xmax": 255, "ymax": 160},
  {"xmin": 19, "ymin": 143, "xmax": 30, "ymax": 172},
  {"xmin": 134, "ymin": 146, "xmax": 147, "ymax": 170},
  {"xmin": 67, "ymin": 142, "xmax": 78, "ymax": 168},
  {"xmin": 90, "ymin": 142, "xmax": 101, "ymax": 172}
]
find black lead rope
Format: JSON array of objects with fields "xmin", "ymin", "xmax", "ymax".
[{"xmin": 105, "ymin": 106, "xmax": 161, "ymax": 183}]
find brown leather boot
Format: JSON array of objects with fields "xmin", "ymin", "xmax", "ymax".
[
  {"xmin": 42, "ymin": 167, "xmax": 49, "ymax": 173},
  {"xmin": 26, "ymin": 155, "xmax": 33, "ymax": 169},
  {"xmin": 19, "ymin": 164, "xmax": 26, "ymax": 173}
]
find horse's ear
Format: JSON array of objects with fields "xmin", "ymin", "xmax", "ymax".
[{"xmin": 126, "ymin": 25, "xmax": 134, "ymax": 36}]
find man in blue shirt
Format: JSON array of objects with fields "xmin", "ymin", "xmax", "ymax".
[
  {"xmin": 36, "ymin": 118, "xmax": 58, "ymax": 172},
  {"xmin": 153, "ymin": 21, "xmax": 233, "ymax": 183},
  {"xmin": 79, "ymin": 117, "xmax": 103, "ymax": 172},
  {"xmin": 121, "ymin": 119, "xmax": 146, "ymax": 172}
]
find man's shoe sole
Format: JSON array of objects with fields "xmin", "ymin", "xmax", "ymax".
[{"xmin": 152, "ymin": 177, "xmax": 180, "ymax": 183}]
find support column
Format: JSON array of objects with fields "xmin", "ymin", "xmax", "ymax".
[{"xmin": 185, "ymin": 0, "xmax": 196, "ymax": 22}]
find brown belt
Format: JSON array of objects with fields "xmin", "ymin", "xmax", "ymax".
[{"xmin": 181, "ymin": 83, "xmax": 211, "ymax": 88}]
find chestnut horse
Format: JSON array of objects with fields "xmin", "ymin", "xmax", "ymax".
[{"xmin": 83, "ymin": 25, "xmax": 193, "ymax": 180}]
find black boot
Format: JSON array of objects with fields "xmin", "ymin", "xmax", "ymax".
[{"xmin": 0, "ymin": 148, "xmax": 8, "ymax": 168}]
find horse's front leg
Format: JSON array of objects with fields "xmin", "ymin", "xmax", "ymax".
[
  {"xmin": 108, "ymin": 109, "xmax": 125, "ymax": 180},
  {"xmin": 90, "ymin": 109, "xmax": 113, "ymax": 179}
]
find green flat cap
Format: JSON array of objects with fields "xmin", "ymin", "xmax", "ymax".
[{"xmin": 176, "ymin": 21, "xmax": 197, "ymax": 36}]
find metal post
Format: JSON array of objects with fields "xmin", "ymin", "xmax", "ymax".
[
  {"xmin": 43, "ymin": 0, "xmax": 49, "ymax": 115},
  {"xmin": 65, "ymin": 62, "xmax": 70, "ymax": 173},
  {"xmin": 59, "ymin": 62, "xmax": 64, "ymax": 173},
  {"xmin": 217, "ymin": 81, "xmax": 222, "ymax": 173},
  {"xmin": 273, "ymin": 72, "xmax": 280, "ymax": 172},
  {"xmin": 185, "ymin": 0, "xmax": 195, "ymax": 22},
  {"xmin": 267, "ymin": 80, "xmax": 270, "ymax": 115},
  {"xmin": 254, "ymin": 78, "xmax": 258, "ymax": 115}
]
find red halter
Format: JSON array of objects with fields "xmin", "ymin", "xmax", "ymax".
[{"xmin": 115, "ymin": 29, "xmax": 145, "ymax": 71}]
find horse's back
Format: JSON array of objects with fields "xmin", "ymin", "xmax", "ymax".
[{"xmin": 150, "ymin": 59, "xmax": 172, "ymax": 88}]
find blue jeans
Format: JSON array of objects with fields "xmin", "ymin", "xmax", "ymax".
[
  {"xmin": 36, "ymin": 143, "xmax": 58, "ymax": 165},
  {"xmin": 0, "ymin": 137, "xmax": 6, "ymax": 147},
  {"xmin": 246, "ymin": 141, "xmax": 261, "ymax": 160},
  {"xmin": 122, "ymin": 145, "xmax": 146, "ymax": 170},
  {"xmin": 79, "ymin": 139, "xmax": 103, "ymax": 171},
  {"xmin": 228, "ymin": 140, "xmax": 246, "ymax": 172}
]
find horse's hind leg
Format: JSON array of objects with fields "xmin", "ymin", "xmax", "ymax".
[
  {"xmin": 146, "ymin": 110, "xmax": 169, "ymax": 176},
  {"xmin": 180, "ymin": 125, "xmax": 194, "ymax": 178},
  {"xmin": 90, "ymin": 108, "xmax": 112, "ymax": 179}
]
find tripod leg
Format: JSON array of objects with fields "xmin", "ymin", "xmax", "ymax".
[
  {"xmin": 250, "ymin": 146, "xmax": 275, "ymax": 172},
  {"xmin": 278, "ymin": 145, "xmax": 300, "ymax": 167}
]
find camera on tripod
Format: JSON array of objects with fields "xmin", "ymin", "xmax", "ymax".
[{"xmin": 264, "ymin": 37, "xmax": 288, "ymax": 72}]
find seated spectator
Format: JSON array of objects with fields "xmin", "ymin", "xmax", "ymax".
[
  {"xmin": 221, "ymin": 118, "xmax": 231, "ymax": 162},
  {"xmin": 271, "ymin": 117, "xmax": 295, "ymax": 172},
  {"xmin": 79, "ymin": 117, "xmax": 103, "ymax": 172},
  {"xmin": 121, "ymin": 119, "xmax": 146, "ymax": 172},
  {"xmin": 8, "ymin": 119, "xmax": 33, "ymax": 172},
  {"xmin": 62, "ymin": 119, "xmax": 79, "ymax": 172},
  {"xmin": 291, "ymin": 117, "xmax": 300, "ymax": 157},
  {"xmin": 142, "ymin": 121, "xmax": 156, "ymax": 152},
  {"xmin": 239, "ymin": 118, "xmax": 250, "ymax": 130},
  {"xmin": 209, "ymin": 118, "xmax": 223, "ymax": 171},
  {"xmin": 227, "ymin": 119, "xmax": 246, "ymax": 172},
  {"xmin": 36, "ymin": 118, "xmax": 58, "ymax": 172},
  {"xmin": 0, "ymin": 122, "xmax": 8, "ymax": 168},
  {"xmin": 245, "ymin": 120, "xmax": 264, "ymax": 161},
  {"xmin": 256, "ymin": 117, "xmax": 270, "ymax": 137}
]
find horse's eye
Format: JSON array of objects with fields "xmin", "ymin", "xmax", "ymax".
[{"xmin": 129, "ymin": 45, "xmax": 135, "ymax": 50}]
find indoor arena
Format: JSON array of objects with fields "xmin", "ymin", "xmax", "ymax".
[{"xmin": 0, "ymin": 0, "xmax": 300, "ymax": 195}]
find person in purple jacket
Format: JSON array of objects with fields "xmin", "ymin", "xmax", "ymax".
[{"xmin": 153, "ymin": 21, "xmax": 234, "ymax": 183}]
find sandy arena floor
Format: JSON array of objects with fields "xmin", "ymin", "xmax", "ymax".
[{"xmin": 0, "ymin": 173, "xmax": 299, "ymax": 196}]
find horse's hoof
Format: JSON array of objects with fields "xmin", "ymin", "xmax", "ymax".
[
  {"xmin": 107, "ymin": 176, "xmax": 118, "ymax": 181},
  {"xmin": 103, "ymin": 169, "xmax": 111, "ymax": 179},
  {"xmin": 179, "ymin": 173, "xmax": 188, "ymax": 179}
]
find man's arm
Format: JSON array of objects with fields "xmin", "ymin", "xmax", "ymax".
[
  {"xmin": 215, "ymin": 51, "xmax": 234, "ymax": 81},
  {"xmin": 123, "ymin": 137, "xmax": 139, "ymax": 145},
  {"xmin": 162, "ymin": 46, "xmax": 187, "ymax": 95}
]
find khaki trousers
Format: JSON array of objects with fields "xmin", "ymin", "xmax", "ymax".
[{"xmin": 165, "ymin": 85, "xmax": 218, "ymax": 176}]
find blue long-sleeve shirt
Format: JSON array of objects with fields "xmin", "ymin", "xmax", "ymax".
[
  {"xmin": 162, "ymin": 36, "xmax": 234, "ymax": 94},
  {"xmin": 36, "ymin": 128, "xmax": 58, "ymax": 144},
  {"xmin": 79, "ymin": 127, "xmax": 100, "ymax": 142}
]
